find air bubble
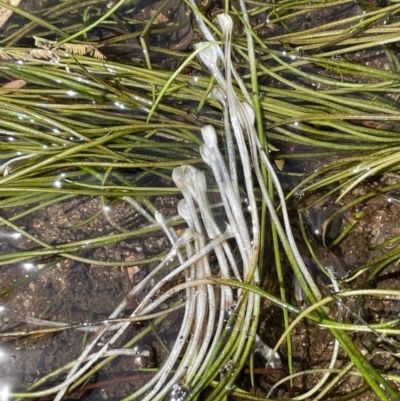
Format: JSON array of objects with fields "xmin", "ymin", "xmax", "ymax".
[
  {"xmin": 254, "ymin": 334, "xmax": 281, "ymax": 368},
  {"xmin": 220, "ymin": 359, "xmax": 236, "ymax": 378},
  {"xmin": 133, "ymin": 345, "xmax": 156, "ymax": 368},
  {"xmin": 168, "ymin": 383, "xmax": 189, "ymax": 401}
]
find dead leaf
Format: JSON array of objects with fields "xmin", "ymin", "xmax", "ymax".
[
  {"xmin": 274, "ymin": 159, "xmax": 285, "ymax": 171},
  {"xmin": 0, "ymin": 0, "xmax": 21, "ymax": 29},
  {"xmin": 0, "ymin": 79, "xmax": 27, "ymax": 95},
  {"xmin": 126, "ymin": 266, "xmax": 140, "ymax": 280}
]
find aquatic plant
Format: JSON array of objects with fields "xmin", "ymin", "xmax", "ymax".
[{"xmin": 0, "ymin": 0, "xmax": 400, "ymax": 400}]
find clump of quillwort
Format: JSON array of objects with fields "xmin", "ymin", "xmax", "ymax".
[{"xmin": 44, "ymin": 5, "xmax": 286, "ymax": 401}]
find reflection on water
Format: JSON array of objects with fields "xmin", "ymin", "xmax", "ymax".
[
  {"xmin": 0, "ymin": 386, "xmax": 10, "ymax": 401},
  {"xmin": 0, "ymin": 324, "xmax": 12, "ymax": 401}
]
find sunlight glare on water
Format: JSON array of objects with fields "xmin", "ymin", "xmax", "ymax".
[
  {"xmin": 0, "ymin": 386, "xmax": 10, "ymax": 401},
  {"xmin": 0, "ymin": 231, "xmax": 21, "ymax": 240},
  {"xmin": 22, "ymin": 262, "xmax": 36, "ymax": 271}
]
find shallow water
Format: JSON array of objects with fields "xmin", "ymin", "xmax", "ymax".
[{"xmin": 1, "ymin": 1, "xmax": 400, "ymax": 400}]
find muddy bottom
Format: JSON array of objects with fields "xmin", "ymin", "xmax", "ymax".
[
  {"xmin": 0, "ymin": 194, "xmax": 185, "ymax": 400},
  {"xmin": 1, "ymin": 170, "xmax": 400, "ymax": 400},
  {"xmin": 250, "ymin": 166, "xmax": 400, "ymax": 401}
]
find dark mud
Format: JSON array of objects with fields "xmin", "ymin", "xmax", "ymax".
[{"xmin": 0, "ymin": 194, "xmax": 185, "ymax": 400}]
